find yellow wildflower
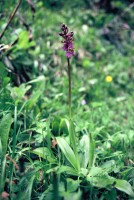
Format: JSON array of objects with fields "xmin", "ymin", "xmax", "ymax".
[{"xmin": 105, "ymin": 75, "xmax": 112, "ymax": 83}]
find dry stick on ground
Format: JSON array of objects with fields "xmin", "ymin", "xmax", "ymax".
[
  {"xmin": 0, "ymin": 0, "xmax": 22, "ymax": 40},
  {"xmin": 6, "ymin": 155, "xmax": 19, "ymax": 170},
  {"xmin": 26, "ymin": 0, "xmax": 36, "ymax": 14}
]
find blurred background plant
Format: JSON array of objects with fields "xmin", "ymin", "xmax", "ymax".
[{"xmin": 0, "ymin": 0, "xmax": 134, "ymax": 199}]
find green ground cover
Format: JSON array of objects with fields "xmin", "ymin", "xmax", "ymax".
[{"xmin": 0, "ymin": 0, "xmax": 134, "ymax": 199}]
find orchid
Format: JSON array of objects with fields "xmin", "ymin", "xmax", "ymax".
[{"xmin": 59, "ymin": 24, "xmax": 74, "ymax": 58}]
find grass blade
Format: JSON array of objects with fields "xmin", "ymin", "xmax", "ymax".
[{"xmin": 0, "ymin": 113, "xmax": 12, "ymax": 155}]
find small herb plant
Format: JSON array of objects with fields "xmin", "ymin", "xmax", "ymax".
[
  {"xmin": 0, "ymin": 2, "xmax": 134, "ymax": 199},
  {"xmin": 42, "ymin": 23, "xmax": 134, "ymax": 199}
]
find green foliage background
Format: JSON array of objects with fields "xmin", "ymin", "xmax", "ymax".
[{"xmin": 0, "ymin": 0, "xmax": 134, "ymax": 199}]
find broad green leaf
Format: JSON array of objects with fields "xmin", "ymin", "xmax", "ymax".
[
  {"xmin": 115, "ymin": 179, "xmax": 134, "ymax": 197},
  {"xmin": 58, "ymin": 119, "xmax": 80, "ymax": 170},
  {"xmin": 0, "ymin": 62, "xmax": 7, "ymax": 80},
  {"xmin": 10, "ymin": 84, "xmax": 31, "ymax": 102},
  {"xmin": 59, "ymin": 118, "xmax": 69, "ymax": 135},
  {"xmin": 16, "ymin": 31, "xmax": 35, "ymax": 50},
  {"xmin": 68, "ymin": 119, "xmax": 80, "ymax": 169},
  {"xmin": 87, "ymin": 167, "xmax": 115, "ymax": 188},
  {"xmin": 88, "ymin": 133, "xmax": 95, "ymax": 169},
  {"xmin": 101, "ymin": 160, "xmax": 116, "ymax": 173},
  {"xmin": 80, "ymin": 168, "xmax": 88, "ymax": 177},
  {"xmin": 66, "ymin": 178, "xmax": 81, "ymax": 193},
  {"xmin": 0, "ymin": 113, "xmax": 12, "ymax": 155},
  {"xmin": 51, "ymin": 117, "xmax": 61, "ymax": 136},
  {"xmin": 56, "ymin": 137, "xmax": 80, "ymax": 172},
  {"xmin": 27, "ymin": 76, "xmax": 45, "ymax": 84},
  {"xmin": 64, "ymin": 190, "xmax": 82, "ymax": 200},
  {"xmin": 79, "ymin": 134, "xmax": 89, "ymax": 168},
  {"xmin": 26, "ymin": 85, "xmax": 44, "ymax": 109},
  {"xmin": 46, "ymin": 166, "xmax": 78, "ymax": 176},
  {"xmin": 87, "ymin": 167, "xmax": 134, "ymax": 197},
  {"xmin": 88, "ymin": 166, "xmax": 104, "ymax": 177},
  {"xmin": 87, "ymin": 166, "xmax": 115, "ymax": 187},
  {"xmin": 57, "ymin": 166, "xmax": 78, "ymax": 176},
  {"xmin": 87, "ymin": 174, "xmax": 115, "ymax": 188},
  {"xmin": 15, "ymin": 173, "xmax": 35, "ymax": 200},
  {"xmin": 0, "ymin": 156, "xmax": 7, "ymax": 193},
  {"xmin": 31, "ymin": 147, "xmax": 56, "ymax": 163}
]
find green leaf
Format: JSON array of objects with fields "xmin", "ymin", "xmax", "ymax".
[
  {"xmin": 0, "ymin": 113, "xmax": 12, "ymax": 155},
  {"xmin": 87, "ymin": 166, "xmax": 115, "ymax": 188},
  {"xmin": 26, "ymin": 86, "xmax": 44, "ymax": 109},
  {"xmin": 58, "ymin": 119, "xmax": 80, "ymax": 170},
  {"xmin": 59, "ymin": 118, "xmax": 69, "ymax": 135},
  {"xmin": 88, "ymin": 133, "xmax": 95, "ymax": 169},
  {"xmin": 27, "ymin": 76, "xmax": 45, "ymax": 84},
  {"xmin": 87, "ymin": 167, "xmax": 134, "ymax": 197},
  {"xmin": 16, "ymin": 31, "xmax": 35, "ymax": 50},
  {"xmin": 79, "ymin": 135, "xmax": 89, "ymax": 168},
  {"xmin": 15, "ymin": 172, "xmax": 35, "ymax": 200},
  {"xmin": 46, "ymin": 166, "xmax": 78, "ymax": 176},
  {"xmin": 79, "ymin": 133, "xmax": 95, "ymax": 169},
  {"xmin": 10, "ymin": 84, "xmax": 31, "ymax": 102},
  {"xmin": 56, "ymin": 137, "xmax": 80, "ymax": 172},
  {"xmin": 101, "ymin": 160, "xmax": 116, "ymax": 173},
  {"xmin": 115, "ymin": 179, "xmax": 134, "ymax": 197},
  {"xmin": 31, "ymin": 147, "xmax": 56, "ymax": 163},
  {"xmin": 57, "ymin": 166, "xmax": 78, "ymax": 176},
  {"xmin": 87, "ymin": 174, "xmax": 115, "ymax": 188},
  {"xmin": 66, "ymin": 178, "xmax": 80, "ymax": 193},
  {"xmin": 68, "ymin": 119, "xmax": 80, "ymax": 168},
  {"xmin": 51, "ymin": 117, "xmax": 61, "ymax": 136},
  {"xmin": 0, "ymin": 62, "xmax": 7, "ymax": 79}
]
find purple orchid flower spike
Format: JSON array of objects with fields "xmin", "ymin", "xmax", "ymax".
[{"xmin": 59, "ymin": 24, "xmax": 74, "ymax": 58}]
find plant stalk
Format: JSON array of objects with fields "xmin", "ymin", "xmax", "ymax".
[
  {"xmin": 0, "ymin": 0, "xmax": 21, "ymax": 40},
  {"xmin": 9, "ymin": 105, "xmax": 17, "ymax": 191},
  {"xmin": 67, "ymin": 58, "xmax": 72, "ymax": 118}
]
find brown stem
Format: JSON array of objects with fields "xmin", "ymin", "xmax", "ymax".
[
  {"xmin": 6, "ymin": 155, "xmax": 19, "ymax": 170},
  {"xmin": 0, "ymin": 0, "xmax": 21, "ymax": 40}
]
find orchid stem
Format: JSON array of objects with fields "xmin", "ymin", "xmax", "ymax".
[{"xmin": 67, "ymin": 58, "xmax": 72, "ymax": 118}]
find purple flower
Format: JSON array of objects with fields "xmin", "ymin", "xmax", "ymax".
[
  {"xmin": 59, "ymin": 24, "xmax": 74, "ymax": 58},
  {"xmin": 81, "ymin": 99, "xmax": 86, "ymax": 105}
]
